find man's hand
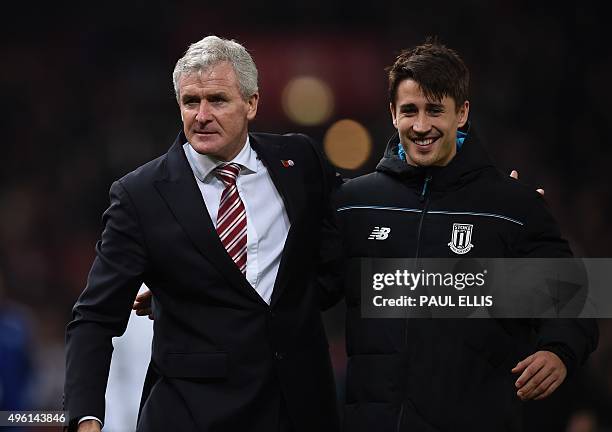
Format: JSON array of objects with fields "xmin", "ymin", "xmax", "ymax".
[
  {"xmin": 511, "ymin": 350, "xmax": 567, "ymax": 400},
  {"xmin": 133, "ymin": 289, "xmax": 154, "ymax": 319},
  {"xmin": 510, "ymin": 170, "xmax": 545, "ymax": 196},
  {"xmin": 77, "ymin": 419, "xmax": 101, "ymax": 432}
]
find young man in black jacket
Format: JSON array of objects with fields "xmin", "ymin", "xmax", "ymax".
[{"xmin": 333, "ymin": 41, "xmax": 598, "ymax": 431}]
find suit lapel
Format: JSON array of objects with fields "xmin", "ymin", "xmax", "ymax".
[
  {"xmin": 154, "ymin": 133, "xmax": 265, "ymax": 305},
  {"xmin": 250, "ymin": 134, "xmax": 305, "ymax": 306},
  {"xmin": 250, "ymin": 134, "xmax": 303, "ymax": 223}
]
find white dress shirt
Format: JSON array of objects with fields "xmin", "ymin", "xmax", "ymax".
[{"xmin": 183, "ymin": 136, "xmax": 290, "ymax": 304}]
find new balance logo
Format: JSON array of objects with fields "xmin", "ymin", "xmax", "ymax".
[{"xmin": 368, "ymin": 226, "xmax": 391, "ymax": 240}]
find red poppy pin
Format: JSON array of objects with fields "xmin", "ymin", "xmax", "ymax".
[{"xmin": 281, "ymin": 159, "xmax": 295, "ymax": 168}]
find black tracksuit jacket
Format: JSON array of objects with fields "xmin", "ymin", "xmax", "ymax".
[{"xmin": 332, "ymin": 129, "xmax": 598, "ymax": 432}]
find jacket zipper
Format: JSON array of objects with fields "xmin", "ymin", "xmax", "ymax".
[
  {"xmin": 414, "ymin": 174, "xmax": 432, "ymax": 259},
  {"xmin": 419, "ymin": 174, "xmax": 431, "ymax": 203},
  {"xmin": 398, "ymin": 173, "xmax": 432, "ymax": 432}
]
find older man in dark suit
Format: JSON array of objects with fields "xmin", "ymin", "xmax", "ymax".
[{"xmin": 64, "ymin": 36, "xmax": 340, "ymax": 432}]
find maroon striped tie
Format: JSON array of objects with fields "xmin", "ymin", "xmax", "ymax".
[{"xmin": 214, "ymin": 163, "xmax": 247, "ymax": 274}]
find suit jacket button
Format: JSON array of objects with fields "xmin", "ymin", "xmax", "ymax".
[{"xmin": 274, "ymin": 351, "xmax": 285, "ymax": 360}]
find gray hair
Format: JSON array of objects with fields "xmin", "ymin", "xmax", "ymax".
[{"xmin": 172, "ymin": 36, "xmax": 258, "ymax": 101}]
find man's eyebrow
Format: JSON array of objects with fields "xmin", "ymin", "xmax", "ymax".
[
  {"xmin": 181, "ymin": 93, "xmax": 198, "ymax": 102},
  {"xmin": 425, "ymin": 101, "xmax": 444, "ymax": 108},
  {"xmin": 207, "ymin": 91, "xmax": 229, "ymax": 99},
  {"xmin": 399, "ymin": 103, "xmax": 417, "ymax": 110}
]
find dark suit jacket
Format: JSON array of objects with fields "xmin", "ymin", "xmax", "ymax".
[{"xmin": 64, "ymin": 132, "xmax": 340, "ymax": 432}]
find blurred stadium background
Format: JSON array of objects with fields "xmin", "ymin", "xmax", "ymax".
[{"xmin": 1, "ymin": 0, "xmax": 611, "ymax": 430}]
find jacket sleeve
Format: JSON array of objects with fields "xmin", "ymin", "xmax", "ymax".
[
  {"xmin": 512, "ymin": 192, "xmax": 598, "ymax": 375},
  {"xmin": 300, "ymin": 134, "xmax": 346, "ymax": 310},
  {"xmin": 64, "ymin": 180, "xmax": 149, "ymax": 429}
]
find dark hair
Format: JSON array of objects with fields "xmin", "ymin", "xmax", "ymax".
[{"xmin": 387, "ymin": 37, "xmax": 469, "ymax": 111}]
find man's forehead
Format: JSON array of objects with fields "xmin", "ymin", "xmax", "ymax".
[
  {"xmin": 179, "ymin": 62, "xmax": 236, "ymax": 87},
  {"xmin": 397, "ymin": 79, "xmax": 445, "ymax": 103}
]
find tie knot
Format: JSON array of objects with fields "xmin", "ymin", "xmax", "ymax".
[{"xmin": 215, "ymin": 163, "xmax": 241, "ymax": 187}]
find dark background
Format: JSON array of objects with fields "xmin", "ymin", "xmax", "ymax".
[{"xmin": 1, "ymin": 1, "xmax": 611, "ymax": 430}]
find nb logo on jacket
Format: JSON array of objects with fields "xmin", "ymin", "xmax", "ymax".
[{"xmin": 368, "ymin": 226, "xmax": 391, "ymax": 240}]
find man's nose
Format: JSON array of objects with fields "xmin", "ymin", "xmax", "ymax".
[
  {"xmin": 412, "ymin": 113, "xmax": 431, "ymax": 133},
  {"xmin": 195, "ymin": 102, "xmax": 212, "ymax": 122}
]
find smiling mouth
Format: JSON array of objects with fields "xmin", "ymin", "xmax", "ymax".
[{"xmin": 411, "ymin": 136, "xmax": 440, "ymax": 147}]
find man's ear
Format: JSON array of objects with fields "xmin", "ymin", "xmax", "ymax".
[
  {"xmin": 457, "ymin": 100, "xmax": 470, "ymax": 127},
  {"xmin": 246, "ymin": 93, "xmax": 259, "ymax": 121},
  {"xmin": 177, "ymin": 95, "xmax": 184, "ymax": 123},
  {"xmin": 390, "ymin": 102, "xmax": 398, "ymax": 128}
]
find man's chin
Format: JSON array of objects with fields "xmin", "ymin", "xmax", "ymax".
[
  {"xmin": 189, "ymin": 136, "xmax": 222, "ymax": 155},
  {"xmin": 407, "ymin": 150, "xmax": 437, "ymax": 167}
]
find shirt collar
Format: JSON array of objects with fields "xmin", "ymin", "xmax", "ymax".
[{"xmin": 183, "ymin": 135, "xmax": 258, "ymax": 182}]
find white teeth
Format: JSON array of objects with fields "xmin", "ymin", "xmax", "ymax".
[{"xmin": 414, "ymin": 138, "xmax": 434, "ymax": 145}]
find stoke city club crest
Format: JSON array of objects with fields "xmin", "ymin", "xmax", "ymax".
[{"xmin": 448, "ymin": 223, "xmax": 475, "ymax": 255}]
